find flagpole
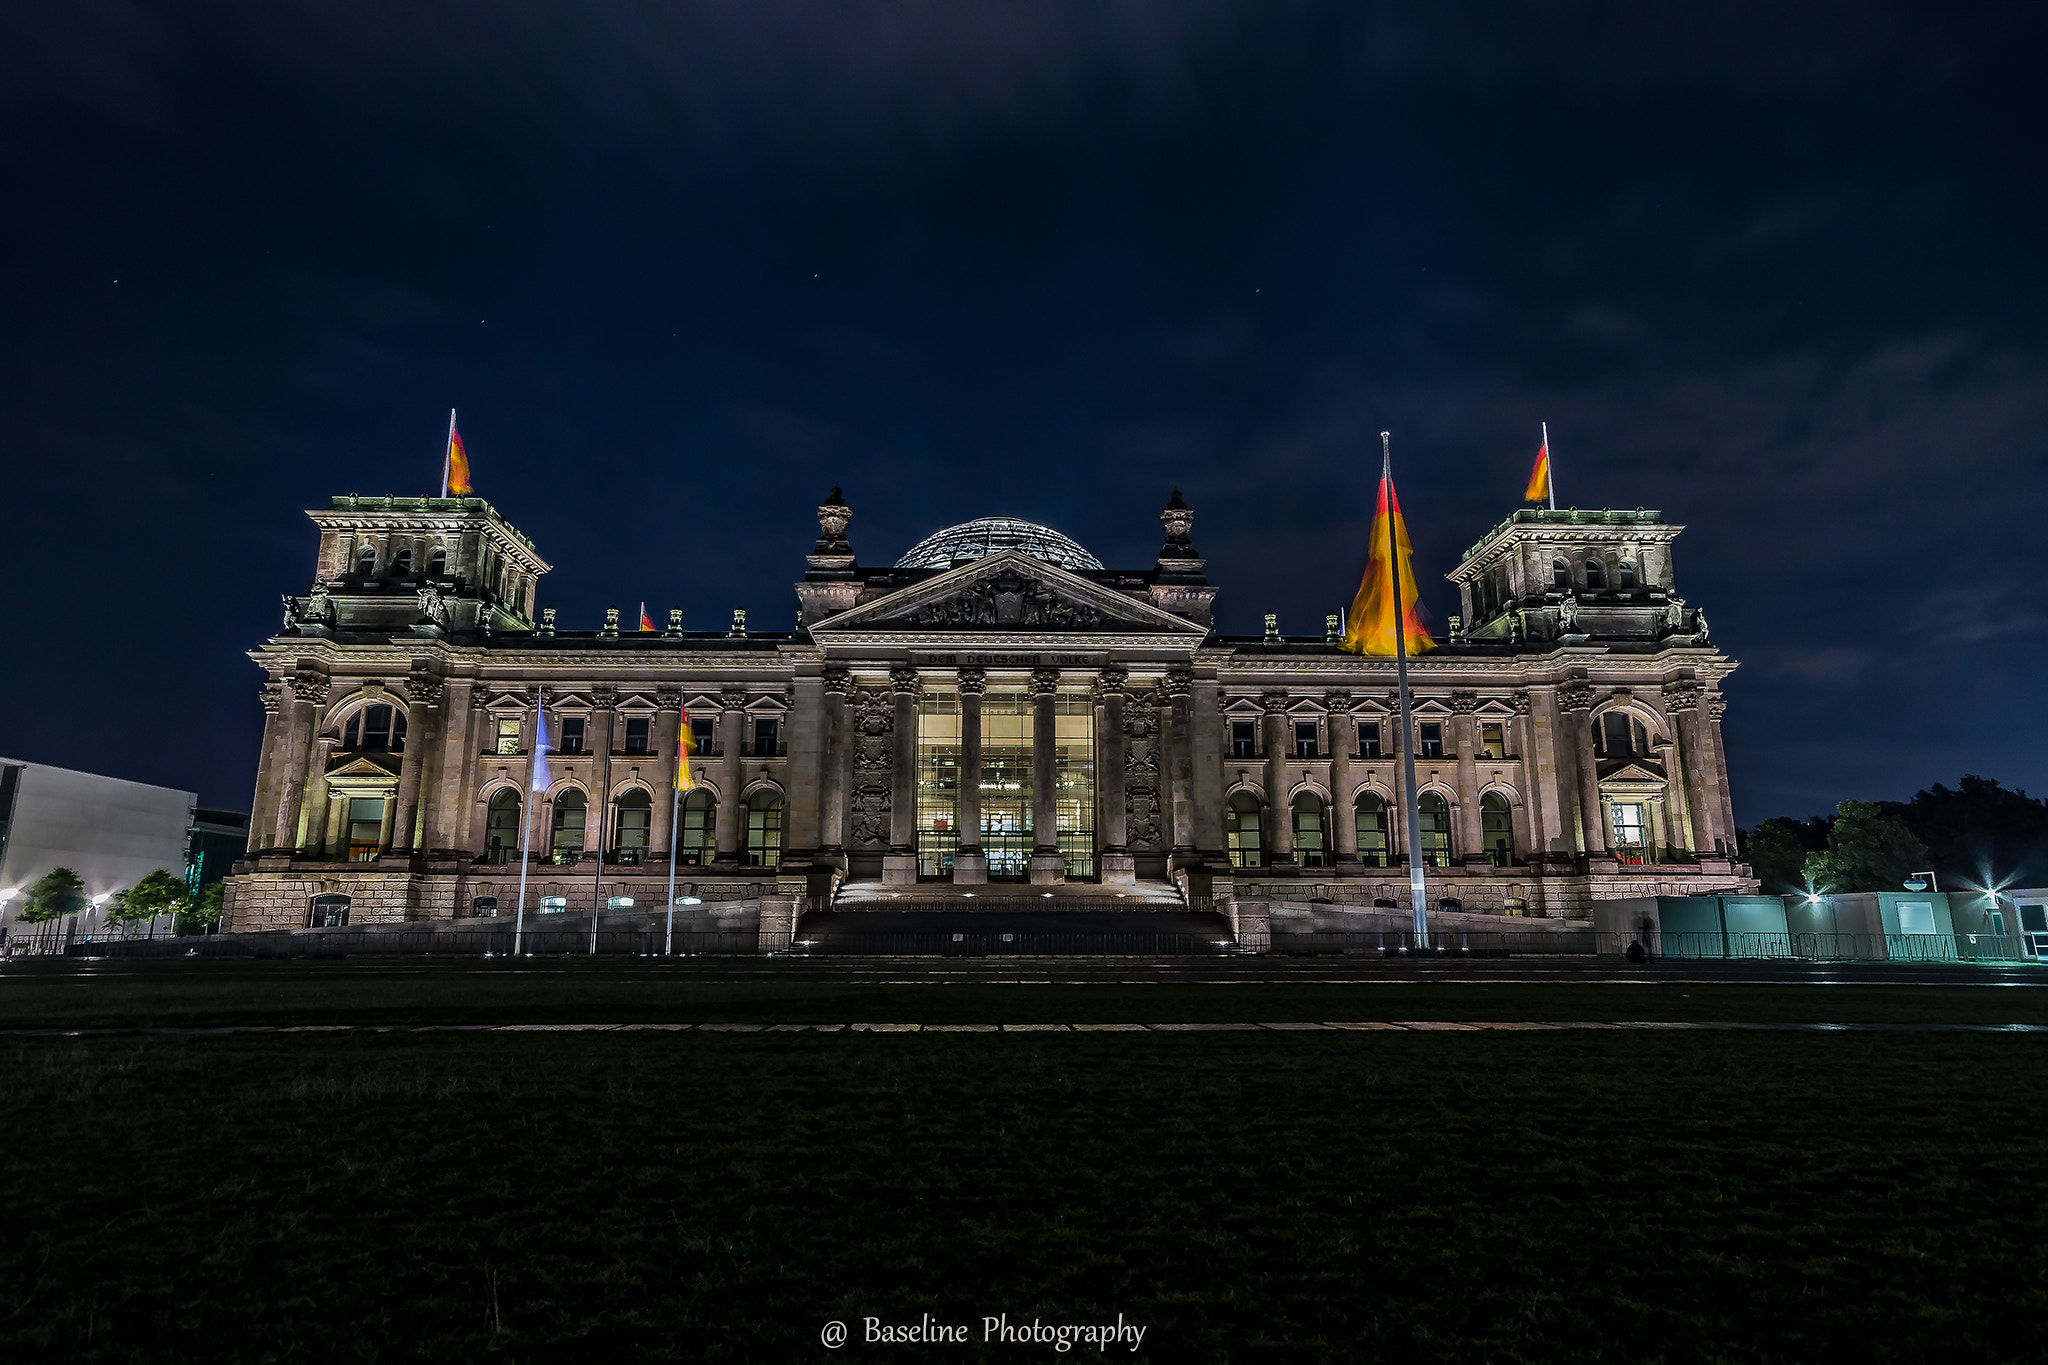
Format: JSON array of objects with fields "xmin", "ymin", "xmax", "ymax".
[
  {"xmin": 591, "ymin": 711, "xmax": 612, "ymax": 956},
  {"xmin": 665, "ymin": 781, "xmax": 680, "ymax": 956},
  {"xmin": 514, "ymin": 689, "xmax": 540, "ymax": 956},
  {"xmin": 441, "ymin": 408, "xmax": 456, "ymax": 500},
  {"xmin": 1542, "ymin": 421, "xmax": 1555, "ymax": 511},
  {"xmin": 1384, "ymin": 432, "xmax": 1429, "ymax": 948}
]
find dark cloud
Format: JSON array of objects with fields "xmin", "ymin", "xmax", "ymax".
[{"xmin": 0, "ymin": 1, "xmax": 2043, "ymax": 824}]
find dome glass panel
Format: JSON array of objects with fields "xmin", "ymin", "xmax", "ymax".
[{"xmin": 895, "ymin": 516, "xmax": 1103, "ymax": 571}]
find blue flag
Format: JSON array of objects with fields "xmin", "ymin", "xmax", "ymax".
[{"xmin": 530, "ymin": 698, "xmax": 553, "ymax": 793}]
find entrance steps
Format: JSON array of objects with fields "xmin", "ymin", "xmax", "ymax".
[{"xmin": 832, "ymin": 879, "xmax": 1189, "ymax": 910}]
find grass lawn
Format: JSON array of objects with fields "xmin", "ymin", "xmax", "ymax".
[{"xmin": 3, "ymin": 964, "xmax": 2045, "ymax": 1362}]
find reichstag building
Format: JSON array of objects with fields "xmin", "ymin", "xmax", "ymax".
[{"xmin": 225, "ymin": 484, "xmax": 1752, "ymax": 939}]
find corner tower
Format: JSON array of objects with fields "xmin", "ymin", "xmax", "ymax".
[{"xmin": 1446, "ymin": 508, "xmax": 1706, "ymax": 647}]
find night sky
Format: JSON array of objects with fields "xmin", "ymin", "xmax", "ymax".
[{"xmin": 4, "ymin": 3, "xmax": 2043, "ymax": 823}]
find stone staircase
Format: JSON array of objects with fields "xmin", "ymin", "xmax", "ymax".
[{"xmin": 830, "ymin": 878, "xmax": 1190, "ymax": 911}]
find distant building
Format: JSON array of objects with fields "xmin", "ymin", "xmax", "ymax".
[
  {"xmin": 225, "ymin": 485, "xmax": 1753, "ymax": 937},
  {"xmin": 0, "ymin": 760, "xmax": 197, "ymax": 930},
  {"xmin": 188, "ymin": 809, "xmax": 250, "ymax": 893}
]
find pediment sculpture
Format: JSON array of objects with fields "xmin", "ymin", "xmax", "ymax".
[{"xmin": 909, "ymin": 570, "xmax": 1101, "ymax": 629}]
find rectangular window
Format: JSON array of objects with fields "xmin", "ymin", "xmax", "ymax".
[
  {"xmin": 624, "ymin": 717, "xmax": 650, "ymax": 755},
  {"xmin": 1358, "ymin": 721, "xmax": 1381, "ymax": 760},
  {"xmin": 753, "ymin": 717, "xmax": 780, "ymax": 756},
  {"xmin": 1419, "ymin": 723, "xmax": 1444, "ymax": 759},
  {"xmin": 1480, "ymin": 722, "xmax": 1506, "ymax": 759},
  {"xmin": 1230, "ymin": 721, "xmax": 1257, "ymax": 759},
  {"xmin": 1054, "ymin": 690, "xmax": 1096, "ymax": 879},
  {"xmin": 916, "ymin": 688, "xmax": 961, "ymax": 878},
  {"xmin": 691, "ymin": 718, "xmax": 716, "ymax": 757},
  {"xmin": 559, "ymin": 717, "xmax": 586, "ymax": 755},
  {"xmin": 1294, "ymin": 721, "xmax": 1318, "ymax": 759},
  {"xmin": 1610, "ymin": 803, "xmax": 1648, "ymax": 864},
  {"xmin": 495, "ymin": 718, "xmax": 522, "ymax": 755},
  {"xmin": 345, "ymin": 798, "xmax": 384, "ymax": 861}
]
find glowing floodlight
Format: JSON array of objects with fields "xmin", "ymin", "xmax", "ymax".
[{"xmin": 674, "ymin": 896, "xmax": 701, "ymax": 906}]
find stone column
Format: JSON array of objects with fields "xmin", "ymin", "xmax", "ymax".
[
  {"xmin": 1095, "ymin": 670, "xmax": 1134, "ymax": 884},
  {"xmin": 390, "ymin": 676, "xmax": 441, "ymax": 854},
  {"xmin": 652, "ymin": 686, "xmax": 682, "ymax": 859},
  {"xmin": 1450, "ymin": 692, "xmax": 1485, "ymax": 865},
  {"xmin": 1707, "ymin": 693, "xmax": 1737, "ymax": 856},
  {"xmin": 1649, "ymin": 796, "xmax": 1670, "ymax": 863},
  {"xmin": 303, "ymin": 738, "xmax": 337, "ymax": 856},
  {"xmin": 1668, "ymin": 683, "xmax": 1726, "ymax": 857},
  {"xmin": 884, "ymin": 665, "xmax": 920, "ymax": 885},
  {"xmin": 1560, "ymin": 682, "xmax": 1607, "ymax": 856},
  {"xmin": 1655, "ymin": 736, "xmax": 1694, "ymax": 855},
  {"xmin": 424, "ymin": 681, "xmax": 480, "ymax": 854},
  {"xmin": 953, "ymin": 667, "xmax": 987, "ymax": 885},
  {"xmin": 1260, "ymin": 691, "xmax": 1294, "ymax": 868},
  {"xmin": 716, "ymin": 688, "xmax": 745, "ymax": 867},
  {"xmin": 1326, "ymin": 692, "xmax": 1356, "ymax": 862},
  {"xmin": 588, "ymin": 687, "xmax": 617, "ymax": 862},
  {"xmin": 1029, "ymin": 668, "xmax": 1065, "ymax": 885},
  {"xmin": 270, "ymin": 672, "xmax": 324, "ymax": 851},
  {"xmin": 376, "ymin": 785, "xmax": 399, "ymax": 855},
  {"xmin": 817, "ymin": 667, "xmax": 851, "ymax": 861},
  {"xmin": 248, "ymin": 682, "xmax": 285, "ymax": 853},
  {"xmin": 1164, "ymin": 668, "xmax": 1198, "ymax": 867},
  {"xmin": 522, "ymin": 686, "xmax": 550, "ymax": 864}
]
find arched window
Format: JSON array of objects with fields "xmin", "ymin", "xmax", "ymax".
[
  {"xmin": 744, "ymin": 790, "xmax": 784, "ymax": 868},
  {"xmin": 551, "ymin": 790, "xmax": 587, "ymax": 862},
  {"xmin": 1617, "ymin": 560, "xmax": 1636, "ymax": 588},
  {"xmin": 484, "ymin": 789, "xmax": 521, "ymax": 865},
  {"xmin": 1598, "ymin": 712, "xmax": 1651, "ymax": 759},
  {"xmin": 357, "ymin": 543, "xmax": 377, "ymax": 575},
  {"xmin": 614, "ymin": 790, "xmax": 652, "ymax": 864},
  {"xmin": 1481, "ymin": 792, "xmax": 1514, "ymax": 867},
  {"xmin": 393, "ymin": 547, "xmax": 413, "ymax": 577},
  {"xmin": 1356, "ymin": 793, "xmax": 1389, "ymax": 868},
  {"xmin": 471, "ymin": 896, "xmax": 498, "ymax": 918},
  {"xmin": 1417, "ymin": 792, "xmax": 1452, "ymax": 867},
  {"xmin": 678, "ymin": 789, "xmax": 716, "ymax": 866},
  {"xmin": 428, "ymin": 547, "xmax": 448, "ymax": 578},
  {"xmin": 1292, "ymin": 792, "xmax": 1327, "ymax": 868},
  {"xmin": 343, "ymin": 704, "xmax": 406, "ymax": 752},
  {"xmin": 1552, "ymin": 558, "xmax": 1570, "ymax": 588},
  {"xmin": 1584, "ymin": 558, "xmax": 1605, "ymax": 589},
  {"xmin": 308, "ymin": 894, "xmax": 350, "ymax": 927},
  {"xmin": 1226, "ymin": 791, "xmax": 1263, "ymax": 869}
]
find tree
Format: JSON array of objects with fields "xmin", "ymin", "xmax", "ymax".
[
  {"xmin": 111, "ymin": 868, "xmax": 190, "ymax": 923},
  {"xmin": 177, "ymin": 882, "xmax": 224, "ymax": 936},
  {"xmin": 1739, "ymin": 815, "xmax": 1835, "ymax": 892},
  {"xmin": 1885, "ymin": 775, "xmax": 2048, "ymax": 890},
  {"xmin": 17, "ymin": 867, "xmax": 87, "ymax": 923},
  {"xmin": 1802, "ymin": 800, "xmax": 1929, "ymax": 894}
]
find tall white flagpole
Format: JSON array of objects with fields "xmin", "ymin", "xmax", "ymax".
[
  {"xmin": 1384, "ymin": 432, "xmax": 1429, "ymax": 948},
  {"xmin": 441, "ymin": 409, "xmax": 457, "ymax": 499},
  {"xmin": 1543, "ymin": 420, "xmax": 1556, "ymax": 511}
]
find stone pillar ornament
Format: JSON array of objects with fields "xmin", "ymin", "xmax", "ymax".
[
  {"xmin": 664, "ymin": 607, "xmax": 683, "ymax": 638},
  {"xmin": 1029, "ymin": 668, "xmax": 1064, "ymax": 885},
  {"xmin": 389, "ymin": 674, "xmax": 443, "ymax": 855},
  {"xmin": 1326, "ymin": 690, "xmax": 1356, "ymax": 862},
  {"xmin": 1094, "ymin": 670, "xmax": 1134, "ymax": 883},
  {"xmin": 1164, "ymin": 668, "xmax": 1198, "ymax": 864},
  {"xmin": 953, "ymin": 667, "xmax": 987, "ymax": 885},
  {"xmin": 1557, "ymin": 681, "xmax": 1607, "ymax": 856},
  {"xmin": 270, "ymin": 671, "xmax": 325, "ymax": 852},
  {"xmin": 818, "ymin": 667, "xmax": 852, "ymax": 859},
  {"xmin": 716, "ymin": 687, "xmax": 746, "ymax": 867},
  {"xmin": 303, "ymin": 737, "xmax": 337, "ymax": 856},
  {"xmin": 1260, "ymin": 691, "xmax": 1294, "ymax": 868},
  {"xmin": 883, "ymin": 664, "xmax": 921, "ymax": 885},
  {"xmin": 1449, "ymin": 691, "xmax": 1483, "ymax": 863}
]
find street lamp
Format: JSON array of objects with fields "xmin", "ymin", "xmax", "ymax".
[{"xmin": 1903, "ymin": 870, "xmax": 1937, "ymax": 892}]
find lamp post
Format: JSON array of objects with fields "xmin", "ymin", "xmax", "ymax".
[
  {"xmin": 1903, "ymin": 870, "xmax": 1937, "ymax": 892},
  {"xmin": 87, "ymin": 893, "xmax": 112, "ymax": 941}
]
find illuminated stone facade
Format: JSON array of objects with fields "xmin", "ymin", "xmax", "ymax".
[{"xmin": 224, "ymin": 487, "xmax": 1754, "ymax": 937}]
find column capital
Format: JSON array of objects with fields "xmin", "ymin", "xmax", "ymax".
[
  {"xmin": 1092, "ymin": 668, "xmax": 1129, "ymax": 703},
  {"xmin": 1260, "ymin": 689, "xmax": 1289, "ymax": 715},
  {"xmin": 590, "ymin": 684, "xmax": 618, "ymax": 708},
  {"xmin": 654, "ymin": 685, "xmax": 683, "ymax": 711},
  {"xmin": 1448, "ymin": 690, "xmax": 1479, "ymax": 715},
  {"xmin": 1511, "ymin": 689, "xmax": 1532, "ymax": 716},
  {"xmin": 956, "ymin": 666, "xmax": 987, "ymax": 695},
  {"xmin": 719, "ymin": 686, "xmax": 748, "ymax": 712},
  {"xmin": 1164, "ymin": 667, "xmax": 1195, "ymax": 699},
  {"xmin": 1707, "ymin": 692, "xmax": 1728, "ymax": 722},
  {"xmin": 260, "ymin": 682, "xmax": 283, "ymax": 716},
  {"xmin": 821, "ymin": 666, "xmax": 853, "ymax": 696},
  {"xmin": 1556, "ymin": 681, "xmax": 1595, "ymax": 713},
  {"xmin": 406, "ymin": 675, "xmax": 445, "ymax": 706},
  {"xmin": 889, "ymin": 663, "xmax": 921, "ymax": 695},
  {"xmin": 1322, "ymin": 688, "xmax": 1352, "ymax": 713},
  {"xmin": 1030, "ymin": 667, "xmax": 1062, "ymax": 696},
  {"xmin": 1662, "ymin": 678, "xmax": 1702, "ymax": 713}
]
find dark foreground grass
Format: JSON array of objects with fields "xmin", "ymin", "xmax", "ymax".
[
  {"xmin": 7, "ymin": 958, "xmax": 2048, "ymax": 1030},
  {"xmin": 4, "ymin": 1028, "xmax": 2045, "ymax": 1363}
]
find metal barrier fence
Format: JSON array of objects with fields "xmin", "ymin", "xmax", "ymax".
[
  {"xmin": 787, "ymin": 930, "xmax": 1232, "ymax": 957},
  {"xmin": 1271, "ymin": 929, "xmax": 2039, "ymax": 962},
  {"xmin": 65, "ymin": 929, "xmax": 763, "ymax": 959},
  {"xmin": 1272, "ymin": 930, "xmax": 1602, "ymax": 957}
]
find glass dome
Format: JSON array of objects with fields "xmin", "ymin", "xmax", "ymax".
[{"xmin": 895, "ymin": 516, "xmax": 1103, "ymax": 571}]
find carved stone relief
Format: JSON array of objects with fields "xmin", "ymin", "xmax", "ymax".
[
  {"xmin": 1122, "ymin": 697, "xmax": 1164, "ymax": 851},
  {"xmin": 849, "ymin": 688, "xmax": 894, "ymax": 848},
  {"xmin": 902, "ymin": 570, "xmax": 1102, "ymax": 628}
]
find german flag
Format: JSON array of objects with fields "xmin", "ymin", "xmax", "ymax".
[{"xmin": 1341, "ymin": 471, "xmax": 1434, "ymax": 658}]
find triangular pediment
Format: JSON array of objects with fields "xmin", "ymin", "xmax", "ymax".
[
  {"xmin": 325, "ymin": 753, "xmax": 402, "ymax": 779},
  {"xmin": 811, "ymin": 551, "xmax": 1208, "ymax": 637},
  {"xmin": 1598, "ymin": 759, "xmax": 1667, "ymax": 784}
]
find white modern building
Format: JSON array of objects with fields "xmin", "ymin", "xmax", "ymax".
[{"xmin": 0, "ymin": 759, "xmax": 198, "ymax": 932}]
